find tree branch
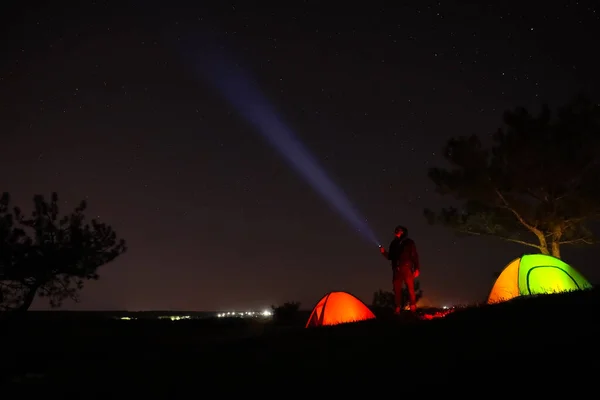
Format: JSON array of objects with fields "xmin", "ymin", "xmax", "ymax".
[
  {"xmin": 455, "ymin": 228, "xmax": 542, "ymax": 250},
  {"xmin": 525, "ymin": 188, "xmax": 547, "ymax": 203},
  {"xmin": 558, "ymin": 237, "xmax": 595, "ymax": 245},
  {"xmin": 493, "ymin": 188, "xmax": 540, "ymax": 233}
]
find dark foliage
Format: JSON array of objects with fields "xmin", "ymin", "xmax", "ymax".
[
  {"xmin": 270, "ymin": 301, "xmax": 301, "ymax": 325},
  {"xmin": 0, "ymin": 192, "xmax": 127, "ymax": 313},
  {"xmin": 424, "ymin": 95, "xmax": 600, "ymax": 258}
]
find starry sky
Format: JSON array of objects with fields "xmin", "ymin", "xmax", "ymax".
[{"xmin": 2, "ymin": 1, "xmax": 600, "ymax": 311}]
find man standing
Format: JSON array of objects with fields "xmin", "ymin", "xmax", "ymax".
[{"xmin": 379, "ymin": 225, "xmax": 420, "ymax": 314}]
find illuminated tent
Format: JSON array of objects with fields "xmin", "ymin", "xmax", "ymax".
[
  {"xmin": 305, "ymin": 291, "xmax": 376, "ymax": 328},
  {"xmin": 487, "ymin": 254, "xmax": 592, "ymax": 304}
]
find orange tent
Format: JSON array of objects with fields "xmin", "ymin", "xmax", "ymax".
[{"xmin": 305, "ymin": 291, "xmax": 376, "ymax": 328}]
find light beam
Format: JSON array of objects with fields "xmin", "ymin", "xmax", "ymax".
[{"xmin": 181, "ymin": 37, "xmax": 379, "ymax": 246}]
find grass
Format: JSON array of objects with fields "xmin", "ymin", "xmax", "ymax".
[{"xmin": 2, "ymin": 287, "xmax": 599, "ymax": 391}]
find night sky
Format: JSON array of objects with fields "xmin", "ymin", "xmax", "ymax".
[{"xmin": 2, "ymin": 1, "xmax": 599, "ymax": 311}]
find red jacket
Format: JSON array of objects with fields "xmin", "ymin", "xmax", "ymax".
[{"xmin": 385, "ymin": 237, "xmax": 420, "ymax": 271}]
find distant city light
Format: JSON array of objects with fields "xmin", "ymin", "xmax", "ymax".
[
  {"xmin": 159, "ymin": 315, "xmax": 191, "ymax": 321},
  {"xmin": 216, "ymin": 310, "xmax": 273, "ymax": 318},
  {"xmin": 114, "ymin": 309, "xmax": 274, "ymax": 321},
  {"xmin": 118, "ymin": 315, "xmax": 191, "ymax": 321}
]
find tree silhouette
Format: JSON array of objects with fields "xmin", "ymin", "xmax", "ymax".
[
  {"xmin": 372, "ymin": 289, "xmax": 394, "ymax": 309},
  {"xmin": 424, "ymin": 95, "xmax": 600, "ymax": 258},
  {"xmin": 0, "ymin": 192, "xmax": 127, "ymax": 313},
  {"xmin": 270, "ymin": 301, "xmax": 301, "ymax": 325}
]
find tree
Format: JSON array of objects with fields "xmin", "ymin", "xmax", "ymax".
[
  {"xmin": 372, "ymin": 289, "xmax": 394, "ymax": 309},
  {"xmin": 424, "ymin": 96, "xmax": 600, "ymax": 259},
  {"xmin": 270, "ymin": 301, "xmax": 301, "ymax": 325},
  {"xmin": 372, "ymin": 281, "xmax": 423, "ymax": 310},
  {"xmin": 0, "ymin": 192, "xmax": 127, "ymax": 313}
]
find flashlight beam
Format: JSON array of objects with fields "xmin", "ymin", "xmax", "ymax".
[{"xmin": 184, "ymin": 40, "xmax": 379, "ymax": 246}]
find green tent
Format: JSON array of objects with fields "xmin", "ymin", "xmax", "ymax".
[{"xmin": 487, "ymin": 254, "xmax": 592, "ymax": 303}]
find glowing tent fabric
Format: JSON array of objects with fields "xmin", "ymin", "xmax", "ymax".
[
  {"xmin": 305, "ymin": 291, "xmax": 376, "ymax": 328},
  {"xmin": 487, "ymin": 254, "xmax": 592, "ymax": 304}
]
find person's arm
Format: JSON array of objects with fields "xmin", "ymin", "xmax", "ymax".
[{"xmin": 379, "ymin": 245, "xmax": 389, "ymax": 259}]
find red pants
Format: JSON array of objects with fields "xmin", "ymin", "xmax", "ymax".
[{"xmin": 392, "ymin": 265, "xmax": 416, "ymax": 309}]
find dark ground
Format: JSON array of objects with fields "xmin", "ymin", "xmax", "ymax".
[{"xmin": 2, "ymin": 289, "xmax": 598, "ymax": 393}]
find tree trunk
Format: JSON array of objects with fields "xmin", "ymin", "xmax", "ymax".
[
  {"xmin": 535, "ymin": 232, "xmax": 550, "ymax": 255},
  {"xmin": 550, "ymin": 226, "xmax": 562, "ymax": 259},
  {"xmin": 551, "ymin": 242, "xmax": 561, "ymax": 259}
]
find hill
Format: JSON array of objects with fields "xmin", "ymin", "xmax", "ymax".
[{"xmin": 2, "ymin": 287, "xmax": 598, "ymax": 391}]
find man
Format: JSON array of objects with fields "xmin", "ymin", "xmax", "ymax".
[{"xmin": 379, "ymin": 225, "xmax": 420, "ymax": 314}]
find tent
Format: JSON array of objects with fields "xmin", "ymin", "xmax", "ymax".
[
  {"xmin": 306, "ymin": 291, "xmax": 376, "ymax": 328},
  {"xmin": 487, "ymin": 254, "xmax": 593, "ymax": 304}
]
